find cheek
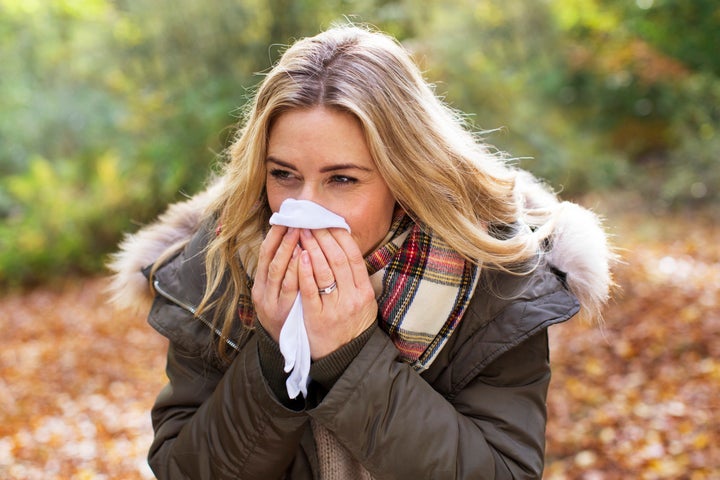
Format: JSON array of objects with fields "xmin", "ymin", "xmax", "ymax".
[
  {"xmin": 347, "ymin": 198, "xmax": 395, "ymax": 254},
  {"xmin": 265, "ymin": 183, "xmax": 284, "ymax": 213}
]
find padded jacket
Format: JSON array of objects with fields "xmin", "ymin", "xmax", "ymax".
[
  {"xmin": 144, "ymin": 221, "xmax": 578, "ymax": 479},
  {"xmin": 108, "ymin": 180, "xmax": 613, "ymax": 479}
]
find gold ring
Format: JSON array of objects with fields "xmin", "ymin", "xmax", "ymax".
[{"xmin": 318, "ymin": 281, "xmax": 337, "ymax": 295}]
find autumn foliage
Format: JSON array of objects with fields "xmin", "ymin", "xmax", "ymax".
[
  {"xmin": 545, "ymin": 211, "xmax": 720, "ymax": 479},
  {"xmin": 1, "ymin": 210, "xmax": 718, "ymax": 479}
]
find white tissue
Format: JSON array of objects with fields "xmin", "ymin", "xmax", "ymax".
[
  {"xmin": 278, "ymin": 295, "xmax": 310, "ymax": 399},
  {"xmin": 269, "ymin": 199, "xmax": 349, "ymax": 231},
  {"xmin": 268, "ymin": 199, "xmax": 350, "ymax": 398}
]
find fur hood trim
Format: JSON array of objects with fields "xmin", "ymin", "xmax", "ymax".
[
  {"xmin": 106, "ymin": 182, "xmax": 222, "ymax": 314},
  {"xmin": 107, "ymin": 178, "xmax": 616, "ymax": 321},
  {"xmin": 546, "ymin": 201, "xmax": 615, "ymax": 322}
]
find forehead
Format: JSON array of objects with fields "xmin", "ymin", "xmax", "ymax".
[
  {"xmin": 267, "ymin": 107, "xmax": 374, "ymax": 167},
  {"xmin": 268, "ymin": 106, "xmax": 361, "ymax": 135}
]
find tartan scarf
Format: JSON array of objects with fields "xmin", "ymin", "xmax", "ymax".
[
  {"xmin": 238, "ymin": 214, "xmax": 479, "ymax": 371},
  {"xmin": 366, "ymin": 214, "xmax": 480, "ymax": 370}
]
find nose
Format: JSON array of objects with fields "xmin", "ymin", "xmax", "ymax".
[{"xmin": 295, "ymin": 183, "xmax": 321, "ymax": 205}]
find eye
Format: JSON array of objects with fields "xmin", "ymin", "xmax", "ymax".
[
  {"xmin": 269, "ymin": 168, "xmax": 295, "ymax": 181},
  {"xmin": 330, "ymin": 175, "xmax": 358, "ymax": 185}
]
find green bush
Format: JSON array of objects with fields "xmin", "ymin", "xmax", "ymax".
[
  {"xmin": 662, "ymin": 73, "xmax": 720, "ymax": 205},
  {"xmin": 0, "ymin": 154, "xmax": 151, "ymax": 285},
  {"xmin": 0, "ymin": 0, "xmax": 718, "ymax": 286}
]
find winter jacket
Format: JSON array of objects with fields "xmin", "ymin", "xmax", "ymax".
[{"xmin": 108, "ymin": 181, "xmax": 613, "ymax": 480}]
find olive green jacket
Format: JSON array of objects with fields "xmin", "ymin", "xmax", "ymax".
[
  {"xmin": 141, "ymin": 221, "xmax": 577, "ymax": 479},
  {"xmin": 108, "ymin": 179, "xmax": 613, "ymax": 479}
]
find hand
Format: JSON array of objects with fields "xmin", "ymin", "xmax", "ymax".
[
  {"xmin": 251, "ymin": 225, "xmax": 301, "ymax": 342},
  {"xmin": 297, "ymin": 228, "xmax": 378, "ymax": 359}
]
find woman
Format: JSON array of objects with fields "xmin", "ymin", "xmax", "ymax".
[{"xmin": 109, "ymin": 24, "xmax": 614, "ymax": 479}]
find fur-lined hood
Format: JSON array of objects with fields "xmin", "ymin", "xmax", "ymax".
[{"xmin": 107, "ymin": 177, "xmax": 616, "ymax": 321}]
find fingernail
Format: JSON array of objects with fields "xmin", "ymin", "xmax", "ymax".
[
  {"xmin": 301, "ymin": 250, "xmax": 310, "ymax": 264},
  {"xmin": 301, "ymin": 228, "xmax": 311, "ymax": 238},
  {"xmin": 292, "ymin": 245, "xmax": 300, "ymax": 259}
]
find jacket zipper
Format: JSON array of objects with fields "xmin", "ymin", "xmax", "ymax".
[{"xmin": 153, "ymin": 279, "xmax": 239, "ymax": 351}]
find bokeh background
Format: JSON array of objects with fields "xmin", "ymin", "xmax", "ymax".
[{"xmin": 1, "ymin": 0, "xmax": 718, "ymax": 478}]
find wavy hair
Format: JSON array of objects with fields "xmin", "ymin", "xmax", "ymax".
[{"xmin": 196, "ymin": 24, "xmax": 555, "ymax": 354}]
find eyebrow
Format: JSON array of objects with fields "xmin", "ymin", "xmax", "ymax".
[{"xmin": 266, "ymin": 156, "xmax": 372, "ymax": 173}]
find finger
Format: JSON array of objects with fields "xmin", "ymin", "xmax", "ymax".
[
  {"xmin": 255, "ymin": 225, "xmax": 287, "ymax": 286},
  {"xmin": 264, "ymin": 227, "xmax": 300, "ymax": 297},
  {"xmin": 311, "ymin": 228, "xmax": 355, "ymax": 289},
  {"xmin": 329, "ymin": 228, "xmax": 371, "ymax": 288},
  {"xmin": 298, "ymin": 250, "xmax": 323, "ymax": 308},
  {"xmin": 279, "ymin": 245, "xmax": 301, "ymax": 302},
  {"xmin": 299, "ymin": 228, "xmax": 336, "ymax": 290}
]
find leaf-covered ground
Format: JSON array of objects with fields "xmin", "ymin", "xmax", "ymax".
[
  {"xmin": 545, "ymin": 212, "xmax": 720, "ymax": 479},
  {"xmin": 1, "ymin": 212, "xmax": 718, "ymax": 479}
]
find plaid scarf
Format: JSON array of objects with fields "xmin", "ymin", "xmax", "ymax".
[
  {"xmin": 238, "ymin": 215, "xmax": 479, "ymax": 371},
  {"xmin": 366, "ymin": 215, "xmax": 480, "ymax": 370}
]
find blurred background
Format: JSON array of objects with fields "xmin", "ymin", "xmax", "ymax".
[{"xmin": 1, "ymin": 0, "xmax": 718, "ymax": 478}]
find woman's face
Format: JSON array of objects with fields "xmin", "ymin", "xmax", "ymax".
[{"xmin": 265, "ymin": 107, "xmax": 396, "ymax": 256}]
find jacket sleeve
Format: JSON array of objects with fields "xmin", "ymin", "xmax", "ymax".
[
  {"xmin": 147, "ymin": 297, "xmax": 309, "ymax": 480},
  {"xmin": 306, "ymin": 327, "xmax": 552, "ymax": 480}
]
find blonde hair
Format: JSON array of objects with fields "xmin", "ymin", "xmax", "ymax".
[{"xmin": 198, "ymin": 24, "xmax": 554, "ymax": 353}]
